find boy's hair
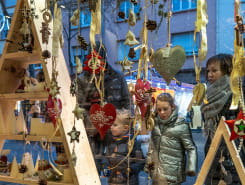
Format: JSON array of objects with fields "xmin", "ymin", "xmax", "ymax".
[
  {"xmin": 156, "ymin": 93, "xmax": 176, "ymax": 109},
  {"xmin": 115, "ymin": 109, "xmax": 132, "ymax": 126},
  {"xmin": 206, "ymin": 53, "xmax": 233, "ymax": 77}
]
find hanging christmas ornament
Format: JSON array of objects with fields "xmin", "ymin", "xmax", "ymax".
[
  {"xmin": 115, "ymin": 56, "xmax": 134, "ymax": 71},
  {"xmin": 67, "ymin": 126, "xmax": 81, "ymax": 143},
  {"xmin": 134, "ymin": 79, "xmax": 152, "ymax": 119},
  {"xmin": 150, "ymin": 46, "xmax": 186, "ymax": 85},
  {"xmin": 89, "ymin": 103, "xmax": 116, "ymax": 139},
  {"xmin": 128, "ymin": 47, "xmax": 136, "ymax": 58},
  {"xmin": 71, "ymin": 148, "xmax": 77, "ymax": 166},
  {"xmin": 128, "ymin": 9, "xmax": 136, "ymax": 26},
  {"xmin": 225, "ymin": 110, "xmax": 245, "ymax": 141},
  {"xmin": 118, "ymin": 11, "xmax": 125, "ymax": 19},
  {"xmin": 77, "ymin": 35, "xmax": 88, "ymax": 50},
  {"xmin": 72, "ymin": 104, "xmax": 85, "ymax": 120},
  {"xmin": 40, "ymin": 22, "xmax": 51, "ymax": 44},
  {"xmin": 124, "ymin": 30, "xmax": 139, "ymax": 47},
  {"xmin": 70, "ymin": 9, "xmax": 80, "ymax": 26},
  {"xmin": 75, "ymin": 56, "xmax": 83, "ymax": 74},
  {"xmin": 46, "ymin": 95, "xmax": 62, "ymax": 127},
  {"xmin": 146, "ymin": 20, "xmax": 157, "ymax": 31},
  {"xmin": 42, "ymin": 50, "xmax": 51, "ymax": 59},
  {"xmin": 83, "ymin": 51, "xmax": 105, "ymax": 74}
]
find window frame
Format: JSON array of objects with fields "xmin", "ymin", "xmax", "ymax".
[
  {"xmin": 172, "ymin": 0, "xmax": 197, "ymax": 12},
  {"xmin": 171, "ymin": 31, "xmax": 199, "ymax": 56}
]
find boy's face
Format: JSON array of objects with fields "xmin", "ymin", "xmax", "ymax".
[
  {"xmin": 156, "ymin": 100, "xmax": 173, "ymax": 120},
  {"xmin": 207, "ymin": 62, "xmax": 223, "ymax": 84},
  {"xmin": 111, "ymin": 121, "xmax": 128, "ymax": 137}
]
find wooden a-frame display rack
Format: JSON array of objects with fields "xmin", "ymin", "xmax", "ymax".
[
  {"xmin": 194, "ymin": 118, "xmax": 245, "ymax": 185},
  {"xmin": 0, "ymin": 0, "xmax": 100, "ymax": 184}
]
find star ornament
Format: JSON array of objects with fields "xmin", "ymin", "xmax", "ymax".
[
  {"xmin": 67, "ymin": 126, "xmax": 80, "ymax": 143},
  {"xmin": 225, "ymin": 110, "xmax": 245, "ymax": 141}
]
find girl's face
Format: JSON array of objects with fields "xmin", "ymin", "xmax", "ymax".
[
  {"xmin": 111, "ymin": 121, "xmax": 128, "ymax": 137},
  {"xmin": 156, "ymin": 100, "xmax": 174, "ymax": 120},
  {"xmin": 207, "ymin": 62, "xmax": 223, "ymax": 84}
]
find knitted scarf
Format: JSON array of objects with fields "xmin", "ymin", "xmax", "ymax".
[{"xmin": 200, "ymin": 75, "xmax": 231, "ymax": 137}]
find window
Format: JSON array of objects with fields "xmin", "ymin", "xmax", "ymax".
[
  {"xmin": 117, "ymin": 41, "xmax": 140, "ymax": 62},
  {"xmin": 71, "ymin": 46, "xmax": 88, "ymax": 66},
  {"xmin": 71, "ymin": 8, "xmax": 91, "ymax": 29},
  {"xmin": 116, "ymin": 1, "xmax": 140, "ymax": 21},
  {"xmin": 172, "ymin": 0, "xmax": 197, "ymax": 12},
  {"xmin": 171, "ymin": 32, "xmax": 199, "ymax": 56}
]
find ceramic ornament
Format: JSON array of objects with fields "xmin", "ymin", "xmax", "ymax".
[
  {"xmin": 47, "ymin": 95, "xmax": 62, "ymax": 127},
  {"xmin": 10, "ymin": 156, "xmax": 19, "ymax": 178},
  {"xmin": 21, "ymin": 152, "xmax": 35, "ymax": 178},
  {"xmin": 134, "ymin": 79, "xmax": 152, "ymax": 119},
  {"xmin": 150, "ymin": 45, "xmax": 186, "ymax": 85},
  {"xmin": 124, "ymin": 30, "xmax": 139, "ymax": 47},
  {"xmin": 89, "ymin": 103, "xmax": 116, "ymax": 139}
]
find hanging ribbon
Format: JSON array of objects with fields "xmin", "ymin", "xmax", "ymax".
[
  {"xmin": 89, "ymin": 0, "xmax": 101, "ymax": 47},
  {"xmin": 194, "ymin": 0, "xmax": 208, "ymax": 62}
]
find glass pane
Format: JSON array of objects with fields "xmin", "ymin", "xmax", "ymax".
[
  {"xmin": 191, "ymin": 0, "xmax": 197, "ymax": 8},
  {"xmin": 172, "ymin": 0, "xmax": 180, "ymax": 11},
  {"xmin": 5, "ymin": 0, "xmax": 17, "ymax": 7},
  {"xmin": 182, "ymin": 0, "xmax": 189, "ymax": 10}
]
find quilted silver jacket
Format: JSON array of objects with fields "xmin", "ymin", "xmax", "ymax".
[{"xmin": 145, "ymin": 111, "xmax": 197, "ymax": 185}]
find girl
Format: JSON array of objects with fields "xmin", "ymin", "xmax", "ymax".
[{"xmin": 145, "ymin": 93, "xmax": 197, "ymax": 185}]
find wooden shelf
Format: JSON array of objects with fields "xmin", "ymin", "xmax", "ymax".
[
  {"xmin": 0, "ymin": 134, "xmax": 62, "ymax": 142},
  {"xmin": 0, "ymin": 91, "xmax": 49, "ymax": 101},
  {"xmin": 3, "ymin": 50, "xmax": 41, "ymax": 64},
  {"xmin": 0, "ymin": 175, "xmax": 73, "ymax": 185}
]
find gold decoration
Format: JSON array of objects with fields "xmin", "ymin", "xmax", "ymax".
[
  {"xmin": 116, "ymin": 56, "xmax": 134, "ymax": 71},
  {"xmin": 151, "ymin": 46, "xmax": 186, "ymax": 85},
  {"xmin": 124, "ymin": 30, "xmax": 139, "ymax": 47},
  {"xmin": 194, "ymin": 0, "xmax": 208, "ymax": 62}
]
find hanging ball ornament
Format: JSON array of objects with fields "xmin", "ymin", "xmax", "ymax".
[{"xmin": 146, "ymin": 20, "xmax": 157, "ymax": 31}]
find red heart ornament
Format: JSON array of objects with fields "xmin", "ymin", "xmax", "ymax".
[
  {"xmin": 134, "ymin": 79, "xmax": 152, "ymax": 119},
  {"xmin": 47, "ymin": 95, "xmax": 62, "ymax": 127},
  {"xmin": 89, "ymin": 103, "xmax": 116, "ymax": 139}
]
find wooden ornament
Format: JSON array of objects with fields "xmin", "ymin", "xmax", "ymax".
[
  {"xmin": 89, "ymin": 103, "xmax": 116, "ymax": 139},
  {"xmin": 151, "ymin": 46, "xmax": 186, "ymax": 85}
]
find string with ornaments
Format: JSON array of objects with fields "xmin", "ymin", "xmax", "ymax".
[
  {"xmin": 225, "ymin": 0, "xmax": 245, "ymax": 153},
  {"xmin": 68, "ymin": 0, "xmax": 85, "ymax": 168},
  {"xmin": 187, "ymin": 0, "xmax": 208, "ymax": 111}
]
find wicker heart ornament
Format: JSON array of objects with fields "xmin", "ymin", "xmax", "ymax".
[{"xmin": 151, "ymin": 45, "xmax": 186, "ymax": 85}]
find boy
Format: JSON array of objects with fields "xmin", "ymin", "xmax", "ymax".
[{"xmin": 104, "ymin": 109, "xmax": 144, "ymax": 185}]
